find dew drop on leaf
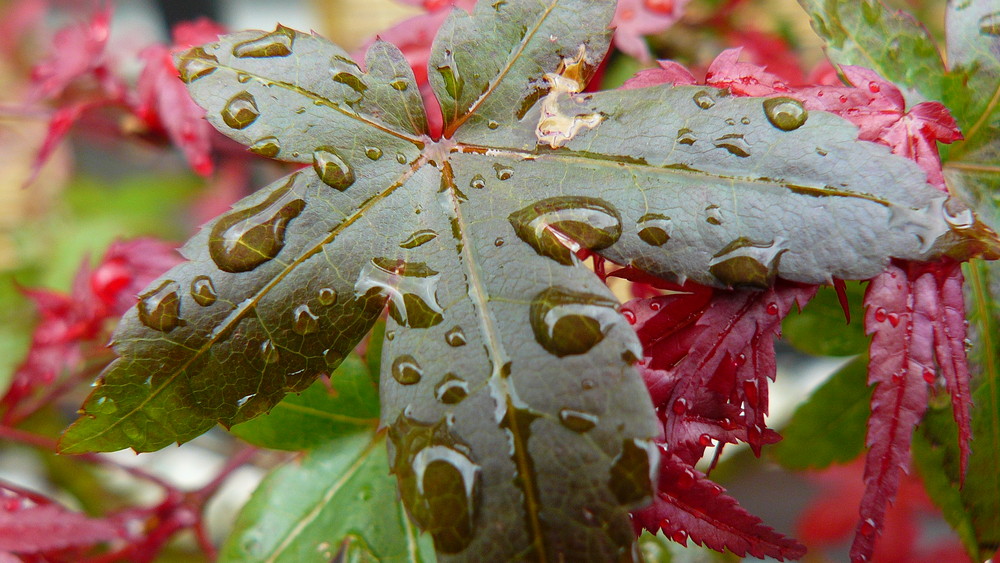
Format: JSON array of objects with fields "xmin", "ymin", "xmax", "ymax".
[
  {"xmin": 874, "ymin": 307, "xmax": 888, "ymax": 323},
  {"xmin": 509, "ymin": 196, "xmax": 622, "ymax": 265},
  {"xmin": 713, "ymin": 133, "xmax": 751, "ymax": 157},
  {"xmin": 860, "ymin": 518, "xmax": 877, "ymax": 537},
  {"xmin": 923, "ymin": 369, "xmax": 936, "ymax": 384},
  {"xmin": 248, "ymin": 136, "xmax": 281, "ymax": 158},
  {"xmin": 260, "ymin": 340, "xmax": 279, "ymax": 364},
  {"xmin": 445, "ymin": 326, "xmax": 467, "ymax": 347},
  {"xmin": 487, "ymin": 120, "xmax": 499, "ymax": 129},
  {"xmin": 312, "ymin": 147, "xmax": 356, "ymax": 191},
  {"xmin": 493, "ymin": 164, "xmax": 514, "ymax": 180},
  {"xmin": 396, "ymin": 153, "xmax": 408, "ymax": 164},
  {"xmin": 636, "ymin": 213, "xmax": 672, "ymax": 246},
  {"xmin": 979, "ymin": 12, "xmax": 1000, "ymax": 36},
  {"xmin": 390, "ymin": 79, "xmax": 409, "ymax": 91},
  {"xmin": 208, "ymin": 175, "xmax": 305, "ymax": 272},
  {"xmin": 392, "ymin": 355, "xmax": 423, "ymax": 385},
  {"xmin": 692, "ymin": 90, "xmax": 716, "ymax": 109},
  {"xmin": 364, "ymin": 146, "xmax": 383, "ymax": 160},
  {"xmin": 672, "ymin": 398, "xmax": 687, "ymax": 415},
  {"xmin": 435, "ymin": 374, "xmax": 469, "ymax": 404},
  {"xmin": 292, "ymin": 304, "xmax": 319, "ymax": 335},
  {"xmin": 317, "ymin": 287, "xmax": 337, "ymax": 306},
  {"xmin": 607, "ymin": 439, "xmax": 656, "ymax": 506},
  {"xmin": 221, "ymin": 91, "xmax": 260, "ymax": 130},
  {"xmin": 323, "ymin": 347, "xmax": 344, "ymax": 367},
  {"xmin": 675, "ymin": 127, "xmax": 696, "ymax": 145},
  {"xmin": 558, "ymin": 408, "xmax": 598, "ymax": 432},
  {"xmin": 355, "ymin": 258, "xmax": 444, "ymax": 328},
  {"xmin": 190, "ymin": 275, "xmax": 217, "ymax": 306},
  {"xmin": 177, "ymin": 47, "xmax": 218, "ymax": 83},
  {"xmin": 705, "ymin": 204, "xmax": 723, "ymax": 225},
  {"xmin": 237, "ymin": 72, "xmax": 251, "ymax": 84},
  {"xmin": 138, "ymin": 280, "xmax": 182, "ymax": 332},
  {"xmin": 233, "ymin": 26, "xmax": 295, "ymax": 58},
  {"xmin": 400, "ymin": 229, "xmax": 438, "ymax": 249},
  {"xmin": 762, "ymin": 97, "xmax": 808, "ymax": 131},
  {"xmin": 529, "ymin": 287, "xmax": 620, "ymax": 357},
  {"xmin": 333, "ymin": 71, "xmax": 368, "ymax": 94},
  {"xmin": 469, "ymin": 174, "xmax": 486, "ymax": 189},
  {"xmin": 708, "ymin": 237, "xmax": 787, "ymax": 288}
]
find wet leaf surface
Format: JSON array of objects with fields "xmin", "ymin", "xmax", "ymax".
[{"xmin": 61, "ymin": 0, "xmax": 1000, "ymax": 560}]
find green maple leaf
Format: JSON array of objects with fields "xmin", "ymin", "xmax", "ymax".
[{"xmin": 61, "ymin": 0, "xmax": 998, "ymax": 559}]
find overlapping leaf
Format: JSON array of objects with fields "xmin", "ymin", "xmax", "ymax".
[{"xmin": 60, "ymin": 0, "xmax": 1000, "ymax": 560}]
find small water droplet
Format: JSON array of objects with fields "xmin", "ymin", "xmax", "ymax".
[
  {"xmin": 392, "ymin": 355, "xmax": 423, "ymax": 385},
  {"xmin": 923, "ymin": 369, "xmax": 936, "ymax": 384},
  {"xmin": 875, "ymin": 307, "xmax": 888, "ymax": 323},
  {"xmin": 705, "ymin": 204, "xmax": 723, "ymax": 225},
  {"xmin": 675, "ymin": 127, "xmax": 696, "ymax": 145},
  {"xmin": 622, "ymin": 309, "xmax": 636, "ymax": 324},
  {"xmin": 868, "ymin": 81, "xmax": 881, "ymax": 93},
  {"xmin": 725, "ymin": 118, "xmax": 736, "ymax": 126},
  {"xmin": 177, "ymin": 47, "xmax": 218, "ymax": 83},
  {"xmin": 740, "ymin": 116, "xmax": 750, "ymax": 124},
  {"xmin": 676, "ymin": 467, "xmax": 695, "ymax": 490},
  {"xmin": 92, "ymin": 396, "xmax": 118, "ymax": 414},
  {"xmin": 396, "ymin": 153, "xmax": 408, "ymax": 164},
  {"xmin": 469, "ymin": 174, "xmax": 486, "ymax": 189},
  {"xmin": 318, "ymin": 287, "xmax": 337, "ymax": 306},
  {"xmin": 980, "ymin": 12, "xmax": 1000, "ymax": 35},
  {"xmin": 364, "ymin": 146, "xmax": 383, "ymax": 160},
  {"xmin": 509, "ymin": 196, "xmax": 622, "ymax": 265},
  {"xmin": 390, "ymin": 79, "xmax": 409, "ymax": 91},
  {"xmin": 698, "ymin": 433, "xmax": 712, "ymax": 447},
  {"xmin": 672, "ymin": 398, "xmax": 687, "ymax": 415},
  {"xmin": 292, "ymin": 304, "xmax": 319, "ymax": 335},
  {"xmin": 887, "ymin": 312, "xmax": 900, "ymax": 327},
  {"xmin": 435, "ymin": 374, "xmax": 469, "ymax": 404},
  {"xmin": 860, "ymin": 518, "xmax": 876, "ymax": 537},
  {"xmin": 763, "ymin": 97, "xmax": 808, "ymax": 131},
  {"xmin": 494, "ymin": 237, "xmax": 504, "ymax": 246},
  {"xmin": 209, "ymin": 175, "xmax": 305, "ymax": 272},
  {"xmin": 671, "ymin": 530, "xmax": 688, "ymax": 544},
  {"xmin": 260, "ymin": 340, "xmax": 279, "ymax": 364},
  {"xmin": 221, "ymin": 91, "xmax": 260, "ymax": 130},
  {"xmin": 766, "ymin": 302, "xmax": 779, "ymax": 315},
  {"xmin": 445, "ymin": 326, "xmax": 467, "ymax": 347},
  {"xmin": 312, "ymin": 148, "xmax": 355, "ymax": 191},
  {"xmin": 693, "ymin": 90, "xmax": 716, "ymax": 109},
  {"xmin": 493, "ymin": 163, "xmax": 513, "ymax": 180},
  {"xmin": 333, "ymin": 71, "xmax": 368, "ymax": 94},
  {"xmin": 709, "ymin": 237, "xmax": 787, "ymax": 288},
  {"xmin": 324, "ymin": 347, "xmax": 344, "ymax": 367},
  {"xmin": 248, "ymin": 136, "xmax": 280, "ymax": 158},
  {"xmin": 649, "ymin": 301, "xmax": 662, "ymax": 311},
  {"xmin": 559, "ymin": 408, "xmax": 598, "ymax": 432},
  {"xmin": 487, "ymin": 120, "xmax": 499, "ymax": 129},
  {"xmin": 233, "ymin": 25, "xmax": 295, "ymax": 58},
  {"xmin": 187, "ymin": 275, "xmax": 216, "ymax": 306},
  {"xmin": 400, "ymin": 229, "xmax": 438, "ymax": 249},
  {"xmin": 816, "ymin": 147, "xmax": 828, "ymax": 156},
  {"xmin": 636, "ymin": 213, "xmax": 672, "ymax": 246},
  {"xmin": 138, "ymin": 280, "xmax": 182, "ymax": 332},
  {"xmin": 713, "ymin": 133, "xmax": 751, "ymax": 157},
  {"xmin": 529, "ymin": 287, "xmax": 621, "ymax": 357}
]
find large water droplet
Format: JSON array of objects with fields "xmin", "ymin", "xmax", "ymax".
[
  {"xmin": 390, "ymin": 79, "xmax": 409, "ymax": 91},
  {"xmin": 233, "ymin": 25, "xmax": 295, "ymax": 58},
  {"xmin": 979, "ymin": 11, "xmax": 1000, "ymax": 35},
  {"xmin": 708, "ymin": 237, "xmax": 787, "ymax": 289},
  {"xmin": 312, "ymin": 148, "xmax": 355, "ymax": 191},
  {"xmin": 177, "ymin": 47, "xmax": 218, "ymax": 83},
  {"xmin": 636, "ymin": 213, "xmax": 672, "ymax": 246},
  {"xmin": 355, "ymin": 258, "xmax": 444, "ymax": 328},
  {"xmin": 260, "ymin": 340, "xmax": 279, "ymax": 364},
  {"xmin": 209, "ymin": 175, "xmax": 305, "ymax": 272},
  {"xmin": 138, "ymin": 280, "xmax": 182, "ymax": 332},
  {"xmin": 318, "ymin": 287, "xmax": 337, "ymax": 306},
  {"xmin": 692, "ymin": 90, "xmax": 716, "ymax": 109},
  {"xmin": 249, "ymin": 136, "xmax": 280, "ymax": 158},
  {"xmin": 559, "ymin": 408, "xmax": 598, "ymax": 432},
  {"xmin": 763, "ymin": 97, "xmax": 808, "ymax": 131},
  {"xmin": 292, "ymin": 304, "xmax": 319, "ymax": 335},
  {"xmin": 392, "ymin": 355, "xmax": 423, "ymax": 385},
  {"xmin": 435, "ymin": 374, "xmax": 469, "ymax": 404},
  {"xmin": 509, "ymin": 196, "xmax": 622, "ymax": 266},
  {"xmin": 190, "ymin": 275, "xmax": 217, "ymax": 306},
  {"xmin": 400, "ymin": 229, "xmax": 438, "ymax": 249},
  {"xmin": 530, "ymin": 287, "xmax": 621, "ymax": 357},
  {"xmin": 713, "ymin": 133, "xmax": 751, "ymax": 157},
  {"xmin": 608, "ymin": 439, "xmax": 657, "ymax": 506},
  {"xmin": 333, "ymin": 71, "xmax": 368, "ymax": 94},
  {"xmin": 445, "ymin": 326, "xmax": 467, "ymax": 347},
  {"xmin": 221, "ymin": 92, "xmax": 259, "ymax": 130}
]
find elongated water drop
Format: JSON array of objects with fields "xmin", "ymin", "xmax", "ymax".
[
  {"xmin": 692, "ymin": 90, "xmax": 716, "ymax": 109},
  {"xmin": 333, "ymin": 71, "xmax": 368, "ymax": 94},
  {"xmin": 190, "ymin": 275, "xmax": 217, "ymax": 306},
  {"xmin": 708, "ymin": 237, "xmax": 787, "ymax": 288},
  {"xmin": 435, "ymin": 374, "xmax": 469, "ymax": 404},
  {"xmin": 177, "ymin": 47, "xmax": 218, "ymax": 83},
  {"xmin": 208, "ymin": 175, "xmax": 305, "ymax": 272},
  {"xmin": 221, "ymin": 92, "xmax": 259, "ymax": 130},
  {"xmin": 138, "ymin": 280, "xmax": 182, "ymax": 332},
  {"xmin": 713, "ymin": 133, "xmax": 751, "ymax": 157},
  {"xmin": 763, "ymin": 97, "xmax": 808, "ymax": 131},
  {"xmin": 312, "ymin": 147, "xmax": 355, "ymax": 191},
  {"xmin": 437, "ymin": 65, "xmax": 463, "ymax": 100},
  {"xmin": 509, "ymin": 196, "xmax": 622, "ymax": 265},
  {"xmin": 400, "ymin": 229, "xmax": 438, "ymax": 249},
  {"xmin": 636, "ymin": 213, "xmax": 672, "ymax": 246},
  {"xmin": 249, "ymin": 136, "xmax": 280, "ymax": 158},
  {"xmin": 559, "ymin": 408, "xmax": 598, "ymax": 432},
  {"xmin": 390, "ymin": 79, "xmax": 409, "ymax": 91},
  {"xmin": 233, "ymin": 25, "xmax": 295, "ymax": 58}
]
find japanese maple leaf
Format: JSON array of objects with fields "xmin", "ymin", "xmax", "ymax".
[
  {"xmin": 59, "ymin": 1, "xmax": 998, "ymax": 561},
  {"xmin": 28, "ymin": 5, "xmax": 114, "ymax": 102}
]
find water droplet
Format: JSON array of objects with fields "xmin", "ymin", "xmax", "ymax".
[
  {"xmin": 725, "ymin": 118, "xmax": 736, "ymax": 126},
  {"xmin": 400, "ymin": 229, "xmax": 438, "ymax": 249},
  {"xmin": 743, "ymin": 381, "xmax": 758, "ymax": 405},
  {"xmin": 236, "ymin": 72, "xmax": 251, "ymax": 84},
  {"xmin": 980, "ymin": 12, "xmax": 1000, "ymax": 36},
  {"xmin": 177, "ymin": 47, "xmax": 218, "ymax": 83},
  {"xmin": 636, "ymin": 213, "xmax": 672, "ymax": 246},
  {"xmin": 763, "ymin": 97, "xmax": 808, "ymax": 131},
  {"xmin": 292, "ymin": 304, "xmax": 319, "ymax": 335},
  {"xmin": 709, "ymin": 237, "xmax": 787, "ymax": 289},
  {"xmin": 435, "ymin": 374, "xmax": 469, "ymax": 404},
  {"xmin": 671, "ymin": 398, "xmax": 687, "ymax": 415},
  {"xmin": 494, "ymin": 237, "xmax": 504, "ymax": 246},
  {"xmin": 355, "ymin": 258, "xmax": 444, "ymax": 328},
  {"xmin": 676, "ymin": 467, "xmax": 695, "ymax": 490},
  {"xmin": 698, "ymin": 433, "xmax": 712, "ymax": 447},
  {"xmin": 692, "ymin": 90, "xmax": 716, "ymax": 109},
  {"xmin": 529, "ymin": 287, "xmax": 621, "ymax": 357},
  {"xmin": 138, "ymin": 280, "xmax": 182, "ymax": 332},
  {"xmin": 324, "ymin": 347, "xmax": 344, "ymax": 367},
  {"xmin": 221, "ymin": 91, "xmax": 259, "ymax": 130},
  {"xmin": 386, "ymin": 330, "xmax": 395, "ymax": 341},
  {"xmin": 705, "ymin": 204, "xmax": 723, "ymax": 225},
  {"xmin": 333, "ymin": 71, "xmax": 368, "ymax": 94},
  {"xmin": 860, "ymin": 518, "xmax": 876, "ymax": 537},
  {"xmin": 437, "ymin": 65, "xmax": 464, "ymax": 100},
  {"xmin": 675, "ymin": 127, "xmax": 696, "ymax": 145},
  {"xmin": 92, "ymin": 396, "xmax": 118, "ymax": 414},
  {"xmin": 444, "ymin": 326, "xmax": 467, "ymax": 347},
  {"xmin": 186, "ymin": 275, "xmax": 217, "ymax": 306},
  {"xmin": 740, "ymin": 116, "xmax": 750, "ymax": 124},
  {"xmin": 208, "ymin": 175, "xmax": 305, "ymax": 272},
  {"xmin": 312, "ymin": 147, "xmax": 355, "ymax": 191},
  {"xmin": 766, "ymin": 302, "xmax": 779, "ymax": 315},
  {"xmin": 816, "ymin": 147, "xmax": 828, "ymax": 156},
  {"xmin": 875, "ymin": 307, "xmax": 888, "ymax": 323},
  {"xmin": 923, "ymin": 369, "xmax": 936, "ymax": 384},
  {"xmin": 671, "ymin": 530, "xmax": 688, "ymax": 544},
  {"xmin": 622, "ymin": 309, "xmax": 636, "ymax": 324},
  {"xmin": 509, "ymin": 196, "xmax": 622, "ymax": 265},
  {"xmin": 249, "ymin": 136, "xmax": 280, "ymax": 158},
  {"xmin": 943, "ymin": 198, "xmax": 975, "ymax": 229},
  {"xmin": 713, "ymin": 133, "xmax": 751, "ymax": 157},
  {"xmin": 493, "ymin": 163, "xmax": 513, "ymax": 180},
  {"xmin": 233, "ymin": 25, "xmax": 295, "ymax": 58},
  {"xmin": 260, "ymin": 340, "xmax": 279, "ymax": 364},
  {"xmin": 396, "ymin": 153, "xmax": 408, "ymax": 164},
  {"xmin": 392, "ymin": 355, "xmax": 423, "ymax": 385},
  {"xmin": 318, "ymin": 287, "xmax": 337, "ymax": 306},
  {"xmin": 390, "ymin": 79, "xmax": 409, "ymax": 91},
  {"xmin": 559, "ymin": 408, "xmax": 598, "ymax": 432},
  {"xmin": 469, "ymin": 174, "xmax": 486, "ymax": 189},
  {"xmin": 649, "ymin": 301, "xmax": 662, "ymax": 312},
  {"xmin": 887, "ymin": 312, "xmax": 900, "ymax": 327},
  {"xmin": 608, "ymin": 439, "xmax": 656, "ymax": 506},
  {"xmin": 868, "ymin": 81, "xmax": 881, "ymax": 93},
  {"xmin": 364, "ymin": 146, "xmax": 383, "ymax": 160},
  {"xmin": 487, "ymin": 120, "xmax": 499, "ymax": 129}
]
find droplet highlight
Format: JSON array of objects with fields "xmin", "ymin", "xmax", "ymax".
[
  {"xmin": 559, "ymin": 409, "xmax": 598, "ymax": 432},
  {"xmin": 392, "ymin": 355, "xmax": 423, "ymax": 385},
  {"xmin": 435, "ymin": 374, "xmax": 469, "ymax": 404},
  {"xmin": 400, "ymin": 229, "xmax": 438, "ymax": 249},
  {"xmin": 292, "ymin": 304, "xmax": 319, "ymax": 335},
  {"xmin": 509, "ymin": 196, "xmax": 622, "ymax": 265},
  {"xmin": 708, "ymin": 237, "xmax": 787, "ymax": 289},
  {"xmin": 249, "ymin": 136, "xmax": 281, "ymax": 158},
  {"xmin": 529, "ymin": 287, "xmax": 621, "ymax": 357}
]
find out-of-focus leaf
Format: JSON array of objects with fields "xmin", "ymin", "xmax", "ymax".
[
  {"xmin": 220, "ymin": 430, "xmax": 434, "ymax": 563},
  {"xmin": 782, "ymin": 282, "xmax": 867, "ymax": 357},
  {"xmin": 230, "ymin": 355, "xmax": 379, "ymax": 450},
  {"xmin": 772, "ymin": 357, "xmax": 871, "ymax": 470},
  {"xmin": 0, "ymin": 485, "xmax": 126, "ymax": 555}
]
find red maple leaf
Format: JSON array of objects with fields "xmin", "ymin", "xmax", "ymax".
[{"xmin": 28, "ymin": 5, "xmax": 115, "ymax": 103}]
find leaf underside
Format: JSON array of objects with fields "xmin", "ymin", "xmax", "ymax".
[{"xmin": 60, "ymin": 0, "xmax": 1000, "ymax": 560}]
